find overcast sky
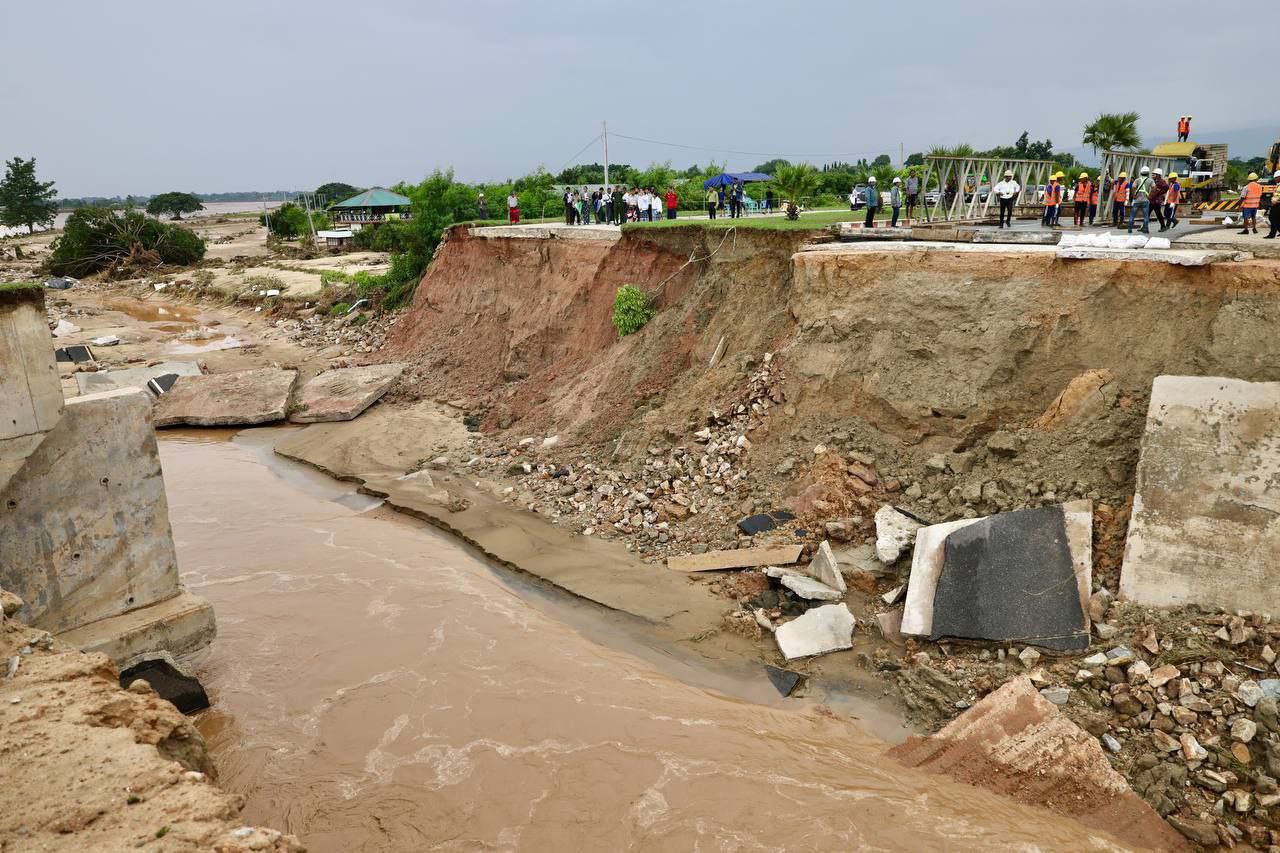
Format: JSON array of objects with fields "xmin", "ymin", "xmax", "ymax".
[{"xmin": 5, "ymin": 1, "xmax": 1274, "ymax": 197}]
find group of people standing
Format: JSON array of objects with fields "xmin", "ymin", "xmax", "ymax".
[
  {"xmin": 1028, "ymin": 168, "xmax": 1182, "ymax": 234},
  {"xmin": 562, "ymin": 186, "xmax": 678, "ymax": 225},
  {"xmin": 704, "ymin": 181, "xmax": 758, "ymax": 219}
]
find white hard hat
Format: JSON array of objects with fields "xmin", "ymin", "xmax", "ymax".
[
  {"xmin": 1140, "ymin": 165, "xmax": 1150, "ymax": 174},
  {"xmin": 868, "ymin": 176, "xmax": 877, "ymax": 183},
  {"xmin": 1152, "ymin": 168, "xmax": 1162, "ymax": 176},
  {"xmin": 892, "ymin": 177, "xmax": 901, "ymax": 183},
  {"xmin": 1274, "ymin": 170, "xmax": 1280, "ymax": 180}
]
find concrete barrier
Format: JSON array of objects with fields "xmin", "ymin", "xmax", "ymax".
[
  {"xmin": 0, "ymin": 387, "xmax": 214, "ymax": 660},
  {"xmin": 0, "ymin": 285, "xmax": 63, "ymax": 493}
]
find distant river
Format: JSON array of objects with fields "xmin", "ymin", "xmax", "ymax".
[{"xmin": 0, "ymin": 200, "xmax": 284, "ymax": 238}]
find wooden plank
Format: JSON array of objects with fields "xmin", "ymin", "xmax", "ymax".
[{"xmin": 667, "ymin": 544, "xmax": 803, "ymax": 573}]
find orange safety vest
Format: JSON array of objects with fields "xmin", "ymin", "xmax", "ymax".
[
  {"xmin": 1166, "ymin": 183, "xmax": 1181, "ymax": 204},
  {"xmin": 1115, "ymin": 180, "xmax": 1128, "ymax": 202},
  {"xmin": 1076, "ymin": 180, "xmax": 1091, "ymax": 202},
  {"xmin": 1177, "ymin": 118, "xmax": 1186, "ymax": 135},
  {"xmin": 1090, "ymin": 183, "xmax": 1100, "ymax": 204},
  {"xmin": 1243, "ymin": 181, "xmax": 1263, "ymax": 209},
  {"xmin": 1045, "ymin": 183, "xmax": 1060, "ymax": 206}
]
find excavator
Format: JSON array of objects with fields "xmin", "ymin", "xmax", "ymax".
[{"xmin": 1262, "ymin": 139, "xmax": 1280, "ymax": 209}]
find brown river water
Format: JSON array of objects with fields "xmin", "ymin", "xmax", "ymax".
[{"xmin": 161, "ymin": 431, "xmax": 1125, "ymax": 852}]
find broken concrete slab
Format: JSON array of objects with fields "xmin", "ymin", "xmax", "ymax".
[
  {"xmin": 901, "ymin": 518, "xmax": 983, "ymax": 637},
  {"xmin": 874, "ymin": 505, "xmax": 924, "ymax": 564},
  {"xmin": 74, "ymin": 361, "xmax": 201, "ymax": 396},
  {"xmin": 837, "ymin": 224, "xmax": 913, "ymax": 240},
  {"xmin": 1056, "ymin": 245, "xmax": 1243, "ymax": 265},
  {"xmin": 288, "ymin": 362, "xmax": 405, "ymax": 423},
  {"xmin": 54, "ymin": 344, "xmax": 95, "ymax": 364},
  {"xmin": 780, "ymin": 574, "xmax": 842, "ymax": 601},
  {"xmin": 971, "ymin": 229, "xmax": 1059, "ymax": 245},
  {"xmin": 1121, "ymin": 376, "xmax": 1280, "ymax": 614},
  {"xmin": 119, "ymin": 651, "xmax": 210, "ymax": 714},
  {"xmin": 929, "ymin": 501, "xmax": 1092, "ymax": 651},
  {"xmin": 876, "ymin": 609, "xmax": 905, "ymax": 645},
  {"xmin": 774, "ymin": 603, "xmax": 856, "ymax": 661},
  {"xmin": 51, "ymin": 318, "xmax": 79, "ymax": 337},
  {"xmin": 764, "ymin": 664, "xmax": 801, "ymax": 697},
  {"xmin": 153, "ymin": 368, "xmax": 298, "ymax": 427},
  {"xmin": 807, "ymin": 540, "xmax": 846, "ymax": 592},
  {"xmin": 667, "ymin": 544, "xmax": 803, "ymax": 573},
  {"xmin": 889, "ymin": 677, "xmax": 1189, "ymax": 852}
]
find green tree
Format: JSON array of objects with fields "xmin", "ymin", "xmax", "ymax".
[
  {"xmin": 260, "ymin": 202, "xmax": 329, "ymax": 240},
  {"xmin": 315, "ymin": 182, "xmax": 362, "ymax": 205},
  {"xmin": 1082, "ymin": 112, "xmax": 1141, "ymax": 158},
  {"xmin": 0, "ymin": 157, "xmax": 58, "ymax": 234},
  {"xmin": 752, "ymin": 158, "xmax": 792, "ymax": 175},
  {"xmin": 47, "ymin": 208, "xmax": 205, "ymax": 278},
  {"xmin": 872, "ymin": 154, "xmax": 891, "ymax": 168},
  {"xmin": 146, "ymin": 191, "xmax": 204, "ymax": 220},
  {"xmin": 904, "ymin": 152, "xmax": 924, "ymax": 166},
  {"xmin": 771, "ymin": 164, "xmax": 820, "ymax": 215}
]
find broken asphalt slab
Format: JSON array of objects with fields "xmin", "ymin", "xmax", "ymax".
[
  {"xmin": 902, "ymin": 502, "xmax": 1091, "ymax": 651},
  {"xmin": 153, "ymin": 368, "xmax": 298, "ymax": 427},
  {"xmin": 929, "ymin": 502, "xmax": 1092, "ymax": 651},
  {"xmin": 1121, "ymin": 376, "xmax": 1280, "ymax": 614},
  {"xmin": 288, "ymin": 362, "xmax": 405, "ymax": 423},
  {"xmin": 889, "ymin": 677, "xmax": 1189, "ymax": 852},
  {"xmin": 764, "ymin": 664, "xmax": 802, "ymax": 697},
  {"xmin": 774, "ymin": 603, "xmax": 856, "ymax": 661},
  {"xmin": 667, "ymin": 544, "xmax": 802, "ymax": 573}
]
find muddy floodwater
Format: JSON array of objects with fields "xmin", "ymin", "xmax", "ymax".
[{"xmin": 162, "ymin": 431, "xmax": 1120, "ymax": 852}]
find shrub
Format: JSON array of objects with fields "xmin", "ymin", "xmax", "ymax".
[
  {"xmin": 612, "ymin": 285, "xmax": 655, "ymax": 337},
  {"xmin": 47, "ymin": 208, "xmax": 205, "ymax": 278},
  {"xmin": 329, "ymin": 302, "xmax": 350, "ymax": 316}
]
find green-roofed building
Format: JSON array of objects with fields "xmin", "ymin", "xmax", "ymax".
[{"xmin": 330, "ymin": 187, "xmax": 412, "ymax": 226}]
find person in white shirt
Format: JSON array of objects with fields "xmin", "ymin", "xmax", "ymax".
[
  {"xmin": 507, "ymin": 191, "xmax": 519, "ymax": 224},
  {"xmin": 637, "ymin": 189, "xmax": 651, "ymax": 221},
  {"xmin": 993, "ymin": 170, "xmax": 1021, "ymax": 229}
]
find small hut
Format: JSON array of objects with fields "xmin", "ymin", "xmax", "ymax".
[{"xmin": 329, "ymin": 188, "xmax": 412, "ymax": 227}]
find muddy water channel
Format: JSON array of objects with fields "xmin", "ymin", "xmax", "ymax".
[{"xmin": 161, "ymin": 431, "xmax": 1120, "ymax": 851}]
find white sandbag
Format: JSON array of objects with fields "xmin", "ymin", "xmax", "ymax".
[
  {"xmin": 1143, "ymin": 236, "xmax": 1171, "ymax": 250},
  {"xmin": 1058, "ymin": 233, "xmax": 1081, "ymax": 247}
]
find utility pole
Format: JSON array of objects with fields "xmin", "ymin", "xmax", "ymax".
[{"xmin": 603, "ymin": 121, "xmax": 609, "ymax": 192}]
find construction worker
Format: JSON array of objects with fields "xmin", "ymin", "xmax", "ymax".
[
  {"xmin": 1073, "ymin": 172, "xmax": 1092, "ymax": 227},
  {"xmin": 1042, "ymin": 174, "xmax": 1061, "ymax": 227},
  {"xmin": 1127, "ymin": 166, "xmax": 1153, "ymax": 234},
  {"xmin": 1165, "ymin": 172, "xmax": 1182, "ymax": 229},
  {"xmin": 1112, "ymin": 171, "xmax": 1128, "ymax": 228},
  {"xmin": 993, "ymin": 169, "xmax": 1020, "ymax": 228},
  {"xmin": 1176, "ymin": 116, "xmax": 1189, "ymax": 142},
  {"xmin": 1184, "ymin": 115, "xmax": 1193, "ymax": 141},
  {"xmin": 1240, "ymin": 172, "xmax": 1263, "ymax": 235},
  {"xmin": 1267, "ymin": 171, "xmax": 1280, "ymax": 239},
  {"xmin": 889, "ymin": 177, "xmax": 903, "ymax": 227},
  {"xmin": 1089, "ymin": 177, "xmax": 1100, "ymax": 226},
  {"xmin": 864, "ymin": 176, "xmax": 879, "ymax": 229},
  {"xmin": 1150, "ymin": 168, "xmax": 1169, "ymax": 231}
]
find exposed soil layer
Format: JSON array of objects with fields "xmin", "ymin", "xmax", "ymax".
[{"xmin": 0, "ymin": 590, "xmax": 302, "ymax": 852}]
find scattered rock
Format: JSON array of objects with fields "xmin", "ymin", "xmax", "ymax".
[
  {"xmin": 774, "ymin": 604, "xmax": 856, "ymax": 660},
  {"xmin": 780, "ymin": 574, "xmax": 842, "ymax": 602},
  {"xmin": 873, "ymin": 505, "xmax": 923, "ymax": 564}
]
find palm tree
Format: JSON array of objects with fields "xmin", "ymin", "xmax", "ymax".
[
  {"xmin": 771, "ymin": 164, "xmax": 820, "ymax": 219},
  {"xmin": 1082, "ymin": 112, "xmax": 1141, "ymax": 157}
]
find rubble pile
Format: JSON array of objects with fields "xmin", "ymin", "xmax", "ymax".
[
  {"xmin": 470, "ymin": 353, "xmax": 793, "ymax": 560},
  {"xmin": 275, "ymin": 309, "xmax": 392, "ymax": 356}
]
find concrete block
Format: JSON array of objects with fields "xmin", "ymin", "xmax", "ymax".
[
  {"xmin": 874, "ymin": 505, "xmax": 923, "ymax": 564},
  {"xmin": 0, "ymin": 389, "xmax": 183, "ymax": 635},
  {"xmin": 774, "ymin": 603, "xmax": 856, "ymax": 660},
  {"xmin": 1120, "ymin": 376, "xmax": 1280, "ymax": 614},
  {"xmin": 57, "ymin": 590, "xmax": 215, "ymax": 665},
  {"xmin": 780, "ymin": 574, "xmax": 842, "ymax": 601},
  {"xmin": 153, "ymin": 368, "xmax": 298, "ymax": 427},
  {"xmin": 289, "ymin": 363, "xmax": 405, "ymax": 423},
  {"xmin": 74, "ymin": 361, "xmax": 202, "ymax": 396},
  {"xmin": 808, "ymin": 540, "xmax": 846, "ymax": 592},
  {"xmin": 0, "ymin": 286, "xmax": 63, "ymax": 493},
  {"xmin": 1055, "ymin": 246, "xmax": 1241, "ymax": 265}
]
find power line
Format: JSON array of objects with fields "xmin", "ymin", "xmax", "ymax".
[
  {"xmin": 554, "ymin": 134, "xmax": 603, "ymax": 177},
  {"xmin": 608, "ymin": 132, "xmax": 895, "ymax": 162}
]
